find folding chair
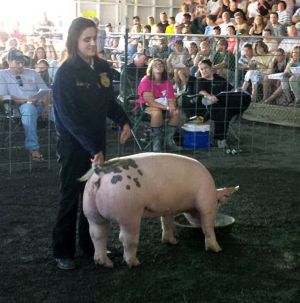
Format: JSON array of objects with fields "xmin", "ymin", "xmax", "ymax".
[{"xmin": 0, "ymin": 99, "xmax": 22, "ymax": 147}]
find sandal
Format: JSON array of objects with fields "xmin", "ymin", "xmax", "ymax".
[{"xmin": 30, "ymin": 150, "xmax": 44, "ymax": 162}]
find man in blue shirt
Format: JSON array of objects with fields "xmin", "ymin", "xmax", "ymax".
[{"xmin": 0, "ymin": 49, "xmax": 50, "ymax": 160}]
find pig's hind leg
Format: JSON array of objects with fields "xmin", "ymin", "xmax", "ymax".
[
  {"xmin": 119, "ymin": 218, "xmax": 142, "ymax": 267},
  {"xmin": 88, "ymin": 214, "xmax": 113, "ymax": 268},
  {"xmin": 195, "ymin": 192, "xmax": 222, "ymax": 252},
  {"xmin": 161, "ymin": 215, "xmax": 178, "ymax": 244}
]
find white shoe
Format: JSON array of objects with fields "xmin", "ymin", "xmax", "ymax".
[{"xmin": 217, "ymin": 139, "xmax": 227, "ymax": 149}]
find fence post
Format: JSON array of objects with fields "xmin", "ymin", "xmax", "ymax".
[{"xmin": 235, "ymin": 35, "xmax": 240, "ymax": 90}]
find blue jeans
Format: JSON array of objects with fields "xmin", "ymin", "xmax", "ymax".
[{"xmin": 18, "ymin": 102, "xmax": 44, "ymax": 151}]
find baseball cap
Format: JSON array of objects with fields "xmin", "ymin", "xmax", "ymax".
[{"xmin": 7, "ymin": 49, "xmax": 25, "ymax": 63}]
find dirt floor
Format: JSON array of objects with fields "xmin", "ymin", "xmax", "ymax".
[{"xmin": 0, "ymin": 120, "xmax": 300, "ymax": 303}]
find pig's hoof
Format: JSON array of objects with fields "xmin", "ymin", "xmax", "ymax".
[
  {"xmin": 205, "ymin": 240, "xmax": 222, "ymax": 252},
  {"xmin": 94, "ymin": 256, "xmax": 114, "ymax": 268},
  {"xmin": 126, "ymin": 257, "xmax": 140, "ymax": 268},
  {"xmin": 162, "ymin": 236, "xmax": 178, "ymax": 245}
]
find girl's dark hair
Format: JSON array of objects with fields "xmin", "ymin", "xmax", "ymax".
[
  {"xmin": 33, "ymin": 47, "xmax": 47, "ymax": 61},
  {"xmin": 254, "ymin": 40, "xmax": 268, "ymax": 54},
  {"xmin": 146, "ymin": 58, "xmax": 168, "ymax": 81},
  {"xmin": 199, "ymin": 59, "xmax": 212, "ymax": 67},
  {"xmin": 66, "ymin": 17, "xmax": 97, "ymax": 61}
]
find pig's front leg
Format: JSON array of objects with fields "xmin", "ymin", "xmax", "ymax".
[
  {"xmin": 89, "ymin": 219, "xmax": 113, "ymax": 268},
  {"xmin": 161, "ymin": 215, "xmax": 178, "ymax": 245},
  {"xmin": 119, "ymin": 220, "xmax": 141, "ymax": 267}
]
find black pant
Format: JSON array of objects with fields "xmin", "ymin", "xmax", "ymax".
[
  {"xmin": 208, "ymin": 92, "xmax": 251, "ymax": 140},
  {"xmin": 52, "ymin": 139, "xmax": 94, "ymax": 258}
]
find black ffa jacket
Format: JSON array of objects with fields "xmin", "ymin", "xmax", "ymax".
[{"xmin": 53, "ymin": 56, "xmax": 130, "ymax": 156}]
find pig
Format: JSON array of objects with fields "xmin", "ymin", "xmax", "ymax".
[{"xmin": 81, "ymin": 152, "xmax": 238, "ymax": 268}]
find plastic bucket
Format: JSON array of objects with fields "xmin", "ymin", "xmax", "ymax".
[{"xmin": 181, "ymin": 123, "xmax": 210, "ymax": 149}]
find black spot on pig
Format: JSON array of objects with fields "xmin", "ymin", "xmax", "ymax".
[
  {"xmin": 127, "ymin": 176, "xmax": 132, "ymax": 179},
  {"xmin": 126, "ymin": 185, "xmax": 131, "ymax": 190},
  {"xmin": 137, "ymin": 169, "xmax": 143, "ymax": 176},
  {"xmin": 133, "ymin": 177, "xmax": 141, "ymax": 188},
  {"xmin": 111, "ymin": 175, "xmax": 123, "ymax": 184}
]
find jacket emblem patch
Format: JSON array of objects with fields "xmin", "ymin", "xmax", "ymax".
[{"xmin": 99, "ymin": 72, "xmax": 110, "ymax": 88}]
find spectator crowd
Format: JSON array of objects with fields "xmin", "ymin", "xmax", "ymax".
[{"xmin": 0, "ymin": 0, "xmax": 300, "ymax": 158}]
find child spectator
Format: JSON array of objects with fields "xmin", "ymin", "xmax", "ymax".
[
  {"xmin": 277, "ymin": 1, "xmax": 292, "ymax": 26},
  {"xmin": 204, "ymin": 14, "xmax": 218, "ymax": 35}
]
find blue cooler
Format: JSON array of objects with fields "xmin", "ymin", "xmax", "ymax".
[{"xmin": 181, "ymin": 123, "xmax": 210, "ymax": 149}]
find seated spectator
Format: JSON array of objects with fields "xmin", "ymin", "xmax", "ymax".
[
  {"xmin": 49, "ymin": 48, "xmax": 67, "ymax": 82},
  {"xmin": 186, "ymin": 0, "xmax": 198, "ymax": 17},
  {"xmin": 166, "ymin": 17, "xmax": 176, "ymax": 35},
  {"xmin": 292, "ymin": 7, "xmax": 300, "ymax": 29},
  {"xmin": 237, "ymin": 0, "xmax": 248, "ymax": 14},
  {"xmin": 238, "ymin": 43, "xmax": 254, "ymax": 79},
  {"xmin": 204, "ymin": 14, "xmax": 218, "ymax": 35},
  {"xmin": 175, "ymin": 3, "xmax": 191, "ymax": 24},
  {"xmin": 120, "ymin": 53, "xmax": 148, "ymax": 102},
  {"xmin": 167, "ymin": 39, "xmax": 191, "ymax": 93},
  {"xmin": 192, "ymin": 0, "xmax": 210, "ymax": 34},
  {"xmin": 168, "ymin": 23, "xmax": 184, "ymax": 52},
  {"xmin": 224, "ymin": 0, "xmax": 247, "ymax": 19},
  {"xmin": 209, "ymin": 25, "xmax": 222, "ymax": 50},
  {"xmin": 193, "ymin": 40, "xmax": 212, "ymax": 76},
  {"xmin": 182, "ymin": 13, "xmax": 200, "ymax": 34},
  {"xmin": 128, "ymin": 24, "xmax": 143, "ymax": 57},
  {"xmin": 126, "ymin": 53, "xmax": 148, "ymax": 82},
  {"xmin": 278, "ymin": 25, "xmax": 300, "ymax": 57},
  {"xmin": 226, "ymin": 25, "xmax": 237, "ymax": 53},
  {"xmin": 207, "ymin": 0, "xmax": 222, "ymax": 17},
  {"xmin": 32, "ymin": 46, "xmax": 47, "ymax": 67},
  {"xmin": 91, "ymin": 17, "xmax": 106, "ymax": 54},
  {"xmin": 0, "ymin": 49, "xmax": 51, "ymax": 160},
  {"xmin": 187, "ymin": 41, "xmax": 198, "ymax": 66},
  {"xmin": 257, "ymin": 0, "xmax": 272, "ymax": 23},
  {"xmin": 137, "ymin": 58, "xmax": 182, "ymax": 152},
  {"xmin": 193, "ymin": 59, "xmax": 250, "ymax": 148},
  {"xmin": 211, "ymin": 38, "xmax": 236, "ymax": 85},
  {"xmin": 104, "ymin": 23, "xmax": 120, "ymax": 61},
  {"xmin": 147, "ymin": 16, "xmax": 157, "ymax": 33},
  {"xmin": 277, "ymin": 1, "xmax": 292, "ymax": 26},
  {"xmin": 194, "ymin": 0, "xmax": 210, "ymax": 19},
  {"xmin": 234, "ymin": 11, "xmax": 249, "ymax": 34},
  {"xmin": 281, "ymin": 46, "xmax": 300, "ymax": 107},
  {"xmin": 249, "ymin": 14, "xmax": 266, "ymax": 37},
  {"xmin": 46, "ymin": 43, "xmax": 58, "ymax": 62},
  {"xmin": 0, "ymin": 28, "xmax": 9, "ymax": 51},
  {"xmin": 241, "ymin": 59, "xmax": 262, "ymax": 102},
  {"xmin": 157, "ymin": 12, "xmax": 169, "ymax": 33},
  {"xmin": 35, "ymin": 59, "xmax": 51, "ymax": 87},
  {"xmin": 1, "ymin": 37, "xmax": 20, "ymax": 68},
  {"xmin": 247, "ymin": 0, "xmax": 259, "ymax": 24},
  {"xmin": 242, "ymin": 40, "xmax": 273, "ymax": 101},
  {"xmin": 263, "ymin": 48, "xmax": 292, "ymax": 105},
  {"xmin": 218, "ymin": 11, "xmax": 235, "ymax": 34},
  {"xmin": 262, "ymin": 28, "xmax": 280, "ymax": 53},
  {"xmin": 265, "ymin": 12, "xmax": 287, "ymax": 38},
  {"xmin": 216, "ymin": 0, "xmax": 230, "ymax": 22},
  {"xmin": 131, "ymin": 16, "xmax": 143, "ymax": 32},
  {"xmin": 148, "ymin": 24, "xmax": 169, "ymax": 59}
]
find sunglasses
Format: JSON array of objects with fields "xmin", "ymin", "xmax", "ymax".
[{"xmin": 16, "ymin": 75, "xmax": 23, "ymax": 87}]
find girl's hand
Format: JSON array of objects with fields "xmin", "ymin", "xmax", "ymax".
[
  {"xmin": 119, "ymin": 123, "xmax": 131, "ymax": 144},
  {"xmin": 208, "ymin": 95, "xmax": 218, "ymax": 103}
]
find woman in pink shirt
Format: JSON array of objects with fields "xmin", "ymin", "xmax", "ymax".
[{"xmin": 137, "ymin": 58, "xmax": 181, "ymax": 152}]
